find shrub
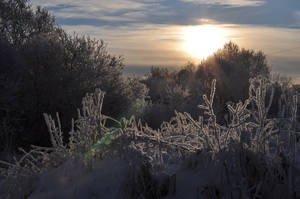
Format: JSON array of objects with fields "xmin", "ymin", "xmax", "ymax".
[{"xmin": 1, "ymin": 76, "xmax": 299, "ymax": 198}]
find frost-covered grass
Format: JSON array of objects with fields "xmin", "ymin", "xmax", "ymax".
[{"xmin": 0, "ymin": 77, "xmax": 299, "ymax": 199}]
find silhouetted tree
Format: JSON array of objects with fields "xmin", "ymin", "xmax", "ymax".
[
  {"xmin": 0, "ymin": 0, "xmax": 147, "ymax": 151},
  {"xmin": 196, "ymin": 42, "xmax": 270, "ymax": 105},
  {"xmin": 0, "ymin": 0, "xmax": 55, "ymax": 46},
  {"xmin": 142, "ymin": 42, "xmax": 270, "ymax": 128}
]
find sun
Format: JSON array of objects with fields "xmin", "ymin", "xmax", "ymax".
[{"xmin": 182, "ymin": 25, "xmax": 228, "ymax": 59}]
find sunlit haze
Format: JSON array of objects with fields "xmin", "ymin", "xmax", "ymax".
[
  {"xmin": 30, "ymin": 0, "xmax": 300, "ymax": 83},
  {"xmin": 182, "ymin": 25, "xmax": 229, "ymax": 59}
]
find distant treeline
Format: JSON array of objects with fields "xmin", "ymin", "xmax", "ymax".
[{"xmin": 0, "ymin": 0, "xmax": 298, "ymax": 155}]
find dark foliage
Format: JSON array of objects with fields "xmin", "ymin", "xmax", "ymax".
[{"xmin": 0, "ymin": 0, "xmax": 147, "ymax": 152}]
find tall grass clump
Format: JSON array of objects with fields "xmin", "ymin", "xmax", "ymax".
[{"xmin": 0, "ymin": 76, "xmax": 299, "ymax": 199}]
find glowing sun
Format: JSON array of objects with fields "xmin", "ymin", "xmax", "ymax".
[{"xmin": 182, "ymin": 25, "xmax": 228, "ymax": 59}]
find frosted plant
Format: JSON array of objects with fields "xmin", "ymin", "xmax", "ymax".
[
  {"xmin": 0, "ymin": 89, "xmax": 123, "ymax": 177},
  {"xmin": 247, "ymin": 77, "xmax": 276, "ymax": 153},
  {"xmin": 0, "ymin": 76, "xmax": 299, "ymax": 199}
]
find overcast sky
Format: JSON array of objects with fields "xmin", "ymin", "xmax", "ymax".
[{"xmin": 31, "ymin": 0, "xmax": 300, "ymax": 82}]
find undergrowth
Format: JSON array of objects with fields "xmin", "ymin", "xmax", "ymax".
[{"xmin": 0, "ymin": 76, "xmax": 299, "ymax": 199}]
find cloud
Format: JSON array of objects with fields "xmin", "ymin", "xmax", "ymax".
[
  {"xmin": 31, "ymin": 0, "xmax": 150, "ymax": 11},
  {"xmin": 61, "ymin": 23, "xmax": 187, "ymax": 66},
  {"xmin": 296, "ymin": 11, "xmax": 300, "ymax": 25},
  {"xmin": 60, "ymin": 23, "xmax": 300, "ymax": 70},
  {"xmin": 30, "ymin": 0, "xmax": 300, "ymax": 29},
  {"xmin": 179, "ymin": 0, "xmax": 265, "ymax": 7},
  {"xmin": 31, "ymin": 0, "xmax": 167, "ymax": 24}
]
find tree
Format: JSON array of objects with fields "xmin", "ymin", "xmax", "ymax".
[
  {"xmin": 195, "ymin": 42, "xmax": 270, "ymax": 105},
  {"xmin": 0, "ymin": 0, "xmax": 147, "ymax": 150},
  {"xmin": 142, "ymin": 42, "xmax": 271, "ymax": 127},
  {"xmin": 0, "ymin": 0, "xmax": 55, "ymax": 46}
]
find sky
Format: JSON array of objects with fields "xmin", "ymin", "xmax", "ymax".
[{"xmin": 30, "ymin": 0, "xmax": 300, "ymax": 83}]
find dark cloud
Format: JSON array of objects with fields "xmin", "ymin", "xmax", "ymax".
[
  {"xmin": 47, "ymin": 4, "xmax": 77, "ymax": 11},
  {"xmin": 46, "ymin": 0, "xmax": 300, "ymax": 29}
]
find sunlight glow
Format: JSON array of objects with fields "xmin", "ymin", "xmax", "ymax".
[{"xmin": 182, "ymin": 25, "xmax": 228, "ymax": 59}]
